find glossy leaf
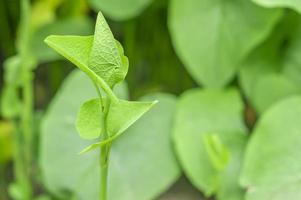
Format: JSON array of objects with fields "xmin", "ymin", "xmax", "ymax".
[
  {"xmin": 168, "ymin": 0, "xmax": 282, "ymax": 87},
  {"xmin": 76, "ymin": 99, "xmax": 103, "ymax": 140},
  {"xmin": 89, "ymin": 0, "xmax": 153, "ymax": 21},
  {"xmin": 40, "ymin": 70, "xmax": 180, "ymax": 199},
  {"xmin": 240, "ymin": 96, "xmax": 301, "ymax": 200},
  {"xmin": 173, "ymin": 88, "xmax": 247, "ymax": 199},
  {"xmin": 89, "ymin": 12, "xmax": 128, "ymax": 88},
  {"xmin": 252, "ymin": 0, "xmax": 301, "ymax": 14}
]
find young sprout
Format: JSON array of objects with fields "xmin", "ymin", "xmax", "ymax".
[{"xmin": 44, "ymin": 12, "xmax": 157, "ymax": 200}]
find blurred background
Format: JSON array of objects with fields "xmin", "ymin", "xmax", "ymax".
[{"xmin": 1, "ymin": 0, "xmax": 301, "ymax": 200}]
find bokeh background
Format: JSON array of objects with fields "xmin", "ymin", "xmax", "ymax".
[{"xmin": 1, "ymin": 0, "xmax": 301, "ymax": 200}]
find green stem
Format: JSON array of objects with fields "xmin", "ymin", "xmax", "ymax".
[
  {"xmin": 94, "ymin": 83, "xmax": 112, "ymax": 200},
  {"xmin": 99, "ymin": 144, "xmax": 111, "ymax": 200}
]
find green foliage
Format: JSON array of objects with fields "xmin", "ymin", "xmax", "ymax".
[
  {"xmin": 45, "ymin": 11, "xmax": 156, "ymax": 146},
  {"xmin": 239, "ymin": 11, "xmax": 301, "ymax": 113},
  {"xmin": 89, "ymin": 12, "xmax": 129, "ymax": 88},
  {"xmin": 241, "ymin": 96, "xmax": 301, "ymax": 200},
  {"xmin": 3, "ymin": 0, "xmax": 301, "ymax": 199},
  {"xmin": 173, "ymin": 88, "xmax": 247, "ymax": 199},
  {"xmin": 40, "ymin": 70, "xmax": 180, "ymax": 200},
  {"xmin": 89, "ymin": 0, "xmax": 154, "ymax": 20},
  {"xmin": 168, "ymin": 0, "xmax": 282, "ymax": 88},
  {"xmin": 252, "ymin": 0, "xmax": 301, "ymax": 14}
]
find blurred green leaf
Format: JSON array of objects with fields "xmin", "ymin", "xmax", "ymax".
[
  {"xmin": 89, "ymin": 0, "xmax": 154, "ymax": 21},
  {"xmin": 173, "ymin": 88, "xmax": 247, "ymax": 200},
  {"xmin": 239, "ymin": 12, "xmax": 301, "ymax": 113},
  {"xmin": 252, "ymin": 0, "xmax": 301, "ymax": 14},
  {"xmin": 168, "ymin": 0, "xmax": 282, "ymax": 87},
  {"xmin": 40, "ymin": 70, "xmax": 180, "ymax": 200},
  {"xmin": 240, "ymin": 96, "xmax": 301, "ymax": 200}
]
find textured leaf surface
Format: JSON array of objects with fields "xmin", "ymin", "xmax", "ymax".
[
  {"xmin": 240, "ymin": 96, "xmax": 301, "ymax": 200},
  {"xmin": 40, "ymin": 70, "xmax": 180, "ymax": 200},
  {"xmin": 252, "ymin": 0, "xmax": 301, "ymax": 14},
  {"xmin": 173, "ymin": 88, "xmax": 247, "ymax": 199},
  {"xmin": 89, "ymin": 0, "xmax": 153, "ymax": 20},
  {"xmin": 89, "ymin": 12, "xmax": 128, "ymax": 87},
  {"xmin": 168, "ymin": 0, "xmax": 281, "ymax": 87}
]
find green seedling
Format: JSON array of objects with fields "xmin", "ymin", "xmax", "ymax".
[
  {"xmin": 44, "ymin": 12, "xmax": 157, "ymax": 200},
  {"xmin": 203, "ymin": 133, "xmax": 230, "ymax": 172}
]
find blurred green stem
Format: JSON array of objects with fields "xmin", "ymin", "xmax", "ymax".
[{"xmin": 12, "ymin": 0, "xmax": 34, "ymax": 199}]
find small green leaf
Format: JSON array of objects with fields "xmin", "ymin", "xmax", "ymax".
[
  {"xmin": 76, "ymin": 99, "xmax": 103, "ymax": 140},
  {"xmin": 80, "ymin": 99, "xmax": 157, "ymax": 154},
  {"xmin": 89, "ymin": 12, "xmax": 128, "ymax": 88},
  {"xmin": 203, "ymin": 134, "xmax": 230, "ymax": 172},
  {"xmin": 107, "ymin": 99, "xmax": 157, "ymax": 136}
]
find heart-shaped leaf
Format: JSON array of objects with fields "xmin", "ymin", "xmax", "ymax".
[
  {"xmin": 168, "ymin": 0, "xmax": 282, "ymax": 87},
  {"xmin": 173, "ymin": 88, "xmax": 247, "ymax": 200}
]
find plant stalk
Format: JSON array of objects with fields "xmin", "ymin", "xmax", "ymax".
[{"xmin": 100, "ymin": 144, "xmax": 111, "ymax": 200}]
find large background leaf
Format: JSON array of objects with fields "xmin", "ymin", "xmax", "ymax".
[
  {"xmin": 173, "ymin": 88, "xmax": 247, "ymax": 199},
  {"xmin": 168, "ymin": 0, "xmax": 282, "ymax": 87},
  {"xmin": 89, "ymin": 0, "xmax": 154, "ymax": 21},
  {"xmin": 40, "ymin": 70, "xmax": 180, "ymax": 200},
  {"xmin": 240, "ymin": 96, "xmax": 301, "ymax": 200},
  {"xmin": 239, "ymin": 12, "xmax": 301, "ymax": 114}
]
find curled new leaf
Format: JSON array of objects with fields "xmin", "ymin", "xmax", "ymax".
[{"xmin": 89, "ymin": 12, "xmax": 129, "ymax": 88}]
